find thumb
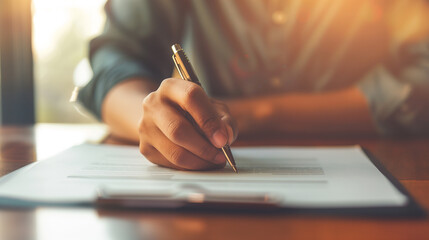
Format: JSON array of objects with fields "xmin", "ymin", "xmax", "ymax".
[{"xmin": 221, "ymin": 115, "xmax": 238, "ymax": 145}]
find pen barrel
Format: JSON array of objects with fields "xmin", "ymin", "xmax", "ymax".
[
  {"xmin": 172, "ymin": 49, "xmax": 202, "ymax": 87},
  {"xmin": 171, "ymin": 44, "xmax": 238, "ymax": 173}
]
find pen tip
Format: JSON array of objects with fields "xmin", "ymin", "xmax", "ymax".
[{"xmin": 222, "ymin": 145, "xmax": 238, "ymax": 173}]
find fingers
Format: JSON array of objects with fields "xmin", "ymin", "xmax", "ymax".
[
  {"xmin": 139, "ymin": 78, "xmax": 239, "ymax": 171},
  {"xmin": 139, "ymin": 144, "xmax": 184, "ymax": 170},
  {"xmin": 152, "ymin": 104, "xmax": 225, "ymax": 164},
  {"xmin": 213, "ymin": 100, "xmax": 239, "ymax": 145},
  {"xmin": 141, "ymin": 126, "xmax": 225, "ymax": 170},
  {"xmin": 221, "ymin": 114, "xmax": 238, "ymax": 145},
  {"xmin": 159, "ymin": 79, "xmax": 228, "ymax": 148}
]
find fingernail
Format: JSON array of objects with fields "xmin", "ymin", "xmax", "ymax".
[
  {"xmin": 212, "ymin": 130, "xmax": 227, "ymax": 148},
  {"xmin": 226, "ymin": 125, "xmax": 234, "ymax": 145},
  {"xmin": 214, "ymin": 152, "xmax": 226, "ymax": 164}
]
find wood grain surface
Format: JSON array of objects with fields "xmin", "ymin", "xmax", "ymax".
[{"xmin": 0, "ymin": 125, "xmax": 428, "ymax": 240}]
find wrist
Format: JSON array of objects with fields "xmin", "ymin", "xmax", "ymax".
[{"xmin": 225, "ymin": 98, "xmax": 273, "ymax": 135}]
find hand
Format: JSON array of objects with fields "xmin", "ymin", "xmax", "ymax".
[{"xmin": 139, "ymin": 78, "xmax": 238, "ymax": 170}]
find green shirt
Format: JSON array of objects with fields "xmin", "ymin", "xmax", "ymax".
[{"xmin": 79, "ymin": 0, "xmax": 429, "ymax": 135}]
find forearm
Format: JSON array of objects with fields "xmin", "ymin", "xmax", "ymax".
[
  {"xmin": 226, "ymin": 87, "xmax": 377, "ymax": 136},
  {"xmin": 101, "ymin": 78, "xmax": 158, "ymax": 143}
]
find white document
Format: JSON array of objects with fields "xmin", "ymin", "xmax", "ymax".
[{"xmin": 0, "ymin": 144, "xmax": 407, "ymax": 208}]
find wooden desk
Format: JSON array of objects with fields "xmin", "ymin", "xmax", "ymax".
[{"xmin": 0, "ymin": 124, "xmax": 428, "ymax": 240}]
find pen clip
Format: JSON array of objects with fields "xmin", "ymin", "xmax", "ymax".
[{"xmin": 172, "ymin": 54, "xmax": 190, "ymax": 82}]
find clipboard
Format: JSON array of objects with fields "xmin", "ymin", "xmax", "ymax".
[{"xmin": 96, "ymin": 148, "xmax": 426, "ymax": 218}]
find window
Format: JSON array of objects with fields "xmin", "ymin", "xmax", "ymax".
[{"xmin": 32, "ymin": 0, "xmax": 107, "ymax": 123}]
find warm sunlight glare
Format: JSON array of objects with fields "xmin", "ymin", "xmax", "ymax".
[{"xmin": 32, "ymin": 0, "xmax": 106, "ymax": 59}]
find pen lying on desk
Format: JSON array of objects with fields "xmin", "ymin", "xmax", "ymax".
[{"xmin": 171, "ymin": 43, "xmax": 238, "ymax": 173}]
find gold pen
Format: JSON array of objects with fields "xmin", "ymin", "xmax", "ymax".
[{"xmin": 171, "ymin": 44, "xmax": 238, "ymax": 173}]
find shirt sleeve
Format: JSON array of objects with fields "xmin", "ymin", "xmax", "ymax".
[
  {"xmin": 78, "ymin": 0, "xmax": 187, "ymax": 119},
  {"xmin": 358, "ymin": 39, "xmax": 429, "ymax": 135}
]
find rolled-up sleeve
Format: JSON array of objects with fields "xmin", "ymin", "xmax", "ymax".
[
  {"xmin": 358, "ymin": 39, "xmax": 429, "ymax": 135},
  {"xmin": 78, "ymin": 0, "xmax": 186, "ymax": 119}
]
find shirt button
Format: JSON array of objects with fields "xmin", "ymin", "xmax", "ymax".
[
  {"xmin": 272, "ymin": 11, "xmax": 287, "ymax": 25},
  {"xmin": 270, "ymin": 76, "xmax": 282, "ymax": 88}
]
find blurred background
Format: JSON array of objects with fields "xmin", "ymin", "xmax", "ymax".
[
  {"xmin": 33, "ymin": 0, "xmax": 106, "ymax": 123},
  {"xmin": 0, "ymin": 0, "xmax": 106, "ymax": 124},
  {"xmin": 1, "ymin": 0, "xmax": 428, "ymax": 126}
]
